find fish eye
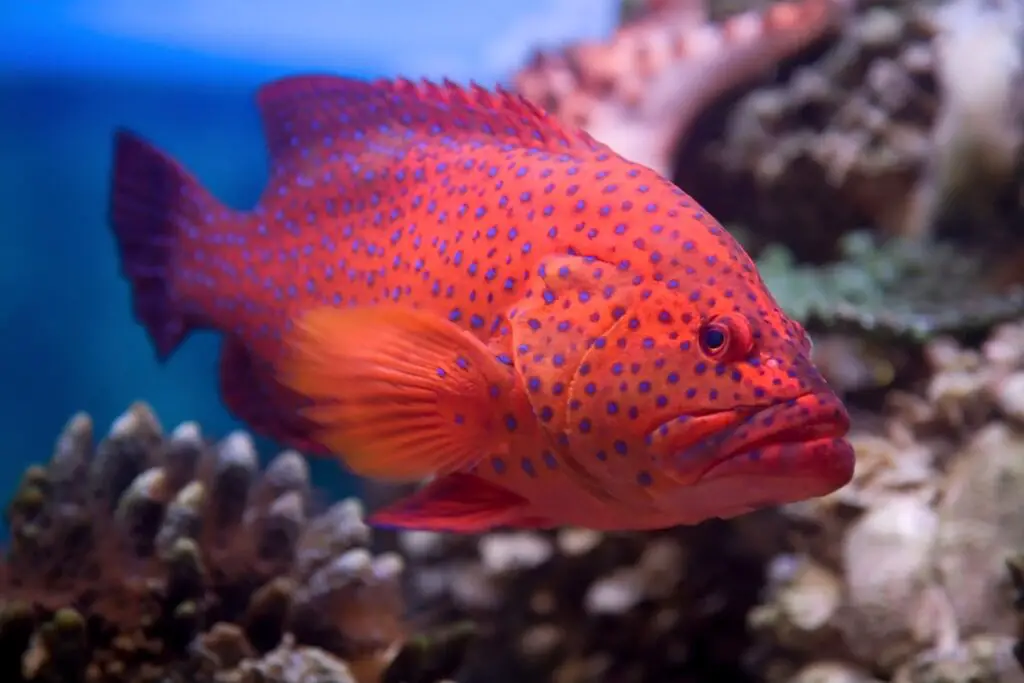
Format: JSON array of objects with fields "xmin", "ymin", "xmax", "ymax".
[
  {"xmin": 700, "ymin": 324, "xmax": 728, "ymax": 353},
  {"xmin": 698, "ymin": 316, "xmax": 753, "ymax": 362}
]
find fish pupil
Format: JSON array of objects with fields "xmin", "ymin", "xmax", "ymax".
[{"xmin": 700, "ymin": 325, "xmax": 728, "ymax": 354}]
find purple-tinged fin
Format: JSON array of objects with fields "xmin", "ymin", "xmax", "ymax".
[
  {"xmin": 108, "ymin": 129, "xmax": 226, "ymax": 360},
  {"xmin": 253, "ymin": 73, "xmax": 615, "ymax": 180},
  {"xmin": 369, "ymin": 472, "xmax": 556, "ymax": 533},
  {"xmin": 218, "ymin": 337, "xmax": 330, "ymax": 455}
]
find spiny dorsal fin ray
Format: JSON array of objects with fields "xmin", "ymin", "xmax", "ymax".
[{"xmin": 255, "ymin": 74, "xmax": 614, "ymax": 179}]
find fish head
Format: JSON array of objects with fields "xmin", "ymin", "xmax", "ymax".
[
  {"xmin": 508, "ymin": 251, "xmax": 852, "ymax": 518},
  {"xmin": 632, "ymin": 259, "xmax": 855, "ymax": 518}
]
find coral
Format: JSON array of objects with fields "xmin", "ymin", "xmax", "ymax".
[
  {"xmin": 910, "ymin": 0, "xmax": 1024, "ymax": 240},
  {"xmin": 396, "ymin": 513, "xmax": 786, "ymax": 683},
  {"xmin": 754, "ymin": 231, "xmax": 1024, "ymax": 342},
  {"xmin": 694, "ymin": 0, "xmax": 1024, "ymax": 255},
  {"xmin": 0, "ymin": 402, "xmax": 468, "ymax": 683},
  {"xmin": 695, "ymin": 0, "xmax": 940, "ymax": 254},
  {"xmin": 753, "ymin": 319, "xmax": 1024, "ymax": 683},
  {"xmin": 513, "ymin": 0, "xmax": 850, "ymax": 177},
  {"xmin": 16, "ymin": 0, "xmax": 1024, "ymax": 681},
  {"xmin": 7, "ymin": 327, "xmax": 1024, "ymax": 683},
  {"xmin": 512, "ymin": 0, "xmax": 1024, "ymax": 359}
]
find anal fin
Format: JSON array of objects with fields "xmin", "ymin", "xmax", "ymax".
[
  {"xmin": 219, "ymin": 337, "xmax": 326, "ymax": 454},
  {"xmin": 369, "ymin": 472, "xmax": 554, "ymax": 533}
]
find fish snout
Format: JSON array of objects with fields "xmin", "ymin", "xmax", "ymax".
[
  {"xmin": 699, "ymin": 390, "xmax": 854, "ymax": 499},
  {"xmin": 784, "ymin": 350, "xmax": 835, "ymax": 394},
  {"xmin": 656, "ymin": 389, "xmax": 854, "ymax": 522}
]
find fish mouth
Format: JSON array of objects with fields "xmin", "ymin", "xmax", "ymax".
[
  {"xmin": 662, "ymin": 392, "xmax": 855, "ymax": 517},
  {"xmin": 719, "ymin": 394, "xmax": 848, "ymax": 460}
]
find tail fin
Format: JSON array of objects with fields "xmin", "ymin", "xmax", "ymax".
[{"xmin": 108, "ymin": 128, "xmax": 224, "ymax": 361}]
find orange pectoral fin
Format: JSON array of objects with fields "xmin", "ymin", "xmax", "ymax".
[
  {"xmin": 273, "ymin": 306, "xmax": 525, "ymax": 483},
  {"xmin": 369, "ymin": 472, "xmax": 555, "ymax": 532}
]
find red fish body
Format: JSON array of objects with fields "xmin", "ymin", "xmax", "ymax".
[{"xmin": 109, "ymin": 74, "xmax": 854, "ymax": 533}]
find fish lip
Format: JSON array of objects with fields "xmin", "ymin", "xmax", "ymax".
[
  {"xmin": 697, "ymin": 391, "xmax": 853, "ymax": 488},
  {"xmin": 722, "ymin": 393, "xmax": 849, "ymax": 459},
  {"xmin": 654, "ymin": 392, "xmax": 854, "ymax": 520},
  {"xmin": 668, "ymin": 391, "xmax": 851, "ymax": 480}
]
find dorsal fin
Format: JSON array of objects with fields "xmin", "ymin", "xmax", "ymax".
[{"xmin": 254, "ymin": 74, "xmax": 613, "ymax": 178}]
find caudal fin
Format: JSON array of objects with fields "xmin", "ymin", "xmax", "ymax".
[{"xmin": 108, "ymin": 128, "xmax": 224, "ymax": 360}]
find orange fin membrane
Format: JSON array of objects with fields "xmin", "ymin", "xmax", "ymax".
[
  {"xmin": 370, "ymin": 473, "xmax": 553, "ymax": 532},
  {"xmin": 274, "ymin": 306, "xmax": 522, "ymax": 483}
]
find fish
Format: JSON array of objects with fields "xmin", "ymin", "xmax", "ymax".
[{"xmin": 108, "ymin": 73, "xmax": 855, "ymax": 533}]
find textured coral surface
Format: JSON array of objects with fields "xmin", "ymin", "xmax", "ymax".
[{"xmin": 0, "ymin": 404, "xmax": 465, "ymax": 683}]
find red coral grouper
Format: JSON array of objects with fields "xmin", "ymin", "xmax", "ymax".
[{"xmin": 109, "ymin": 74, "xmax": 854, "ymax": 533}]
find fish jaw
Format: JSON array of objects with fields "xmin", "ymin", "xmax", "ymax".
[
  {"xmin": 698, "ymin": 391, "xmax": 853, "ymax": 495},
  {"xmin": 655, "ymin": 392, "xmax": 854, "ymax": 520}
]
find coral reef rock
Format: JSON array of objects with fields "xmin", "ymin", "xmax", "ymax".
[
  {"xmin": 7, "ymin": 328, "xmax": 1024, "ymax": 683},
  {"xmin": 0, "ymin": 402, "xmax": 466, "ymax": 683},
  {"xmin": 696, "ymin": 0, "xmax": 1024, "ymax": 254},
  {"xmin": 515, "ymin": 0, "xmax": 852, "ymax": 179},
  {"xmin": 757, "ymin": 319, "xmax": 1024, "ymax": 683}
]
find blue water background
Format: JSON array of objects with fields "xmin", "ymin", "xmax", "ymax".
[{"xmin": 0, "ymin": 0, "xmax": 616, "ymax": 501}]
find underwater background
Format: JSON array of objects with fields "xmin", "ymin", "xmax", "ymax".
[
  {"xmin": 5, "ymin": 0, "xmax": 1024, "ymax": 681},
  {"xmin": 0, "ymin": 0, "xmax": 617, "ymax": 502}
]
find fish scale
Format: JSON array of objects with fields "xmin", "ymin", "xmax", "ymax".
[{"xmin": 108, "ymin": 72, "xmax": 854, "ymax": 532}]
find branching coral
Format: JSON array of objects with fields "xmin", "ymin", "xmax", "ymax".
[
  {"xmin": 0, "ymin": 403, "xmax": 469, "ymax": 683},
  {"xmin": 754, "ymin": 231, "xmax": 1024, "ymax": 342}
]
